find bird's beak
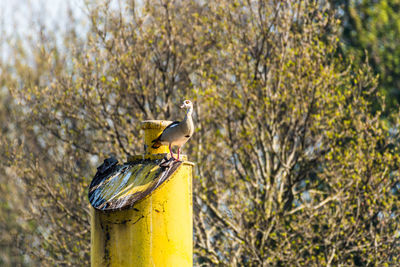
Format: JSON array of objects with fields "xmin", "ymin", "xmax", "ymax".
[{"xmin": 180, "ymin": 104, "xmax": 185, "ymax": 109}]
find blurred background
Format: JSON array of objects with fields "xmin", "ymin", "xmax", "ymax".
[{"xmin": 0, "ymin": 0, "xmax": 399, "ymax": 266}]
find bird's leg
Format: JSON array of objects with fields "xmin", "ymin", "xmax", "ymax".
[
  {"xmin": 176, "ymin": 147, "xmax": 181, "ymax": 161},
  {"xmin": 169, "ymin": 144, "xmax": 175, "ymax": 160}
]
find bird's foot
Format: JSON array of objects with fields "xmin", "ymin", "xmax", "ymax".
[{"xmin": 168, "ymin": 155, "xmax": 177, "ymax": 162}]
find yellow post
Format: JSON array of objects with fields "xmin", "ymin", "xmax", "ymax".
[{"xmin": 90, "ymin": 120, "xmax": 193, "ymax": 267}]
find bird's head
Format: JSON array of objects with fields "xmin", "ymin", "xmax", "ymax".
[{"xmin": 180, "ymin": 100, "xmax": 193, "ymax": 109}]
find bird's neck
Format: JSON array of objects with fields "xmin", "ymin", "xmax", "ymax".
[
  {"xmin": 183, "ymin": 107, "xmax": 194, "ymax": 135},
  {"xmin": 185, "ymin": 107, "xmax": 193, "ymax": 119}
]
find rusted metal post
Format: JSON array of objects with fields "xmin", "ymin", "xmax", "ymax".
[{"xmin": 90, "ymin": 120, "xmax": 193, "ymax": 267}]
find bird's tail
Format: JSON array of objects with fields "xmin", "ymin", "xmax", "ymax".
[{"xmin": 151, "ymin": 138, "xmax": 162, "ymax": 149}]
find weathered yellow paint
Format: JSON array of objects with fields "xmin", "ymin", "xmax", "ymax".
[
  {"xmin": 142, "ymin": 120, "xmax": 172, "ymax": 155},
  {"xmin": 91, "ymin": 120, "xmax": 193, "ymax": 267}
]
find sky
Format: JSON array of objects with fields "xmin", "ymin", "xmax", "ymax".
[
  {"xmin": 0, "ymin": 0, "xmax": 87, "ymax": 62},
  {"xmin": 0, "ymin": 0, "xmax": 134, "ymax": 63},
  {"xmin": 0, "ymin": 0, "xmax": 86, "ymax": 34}
]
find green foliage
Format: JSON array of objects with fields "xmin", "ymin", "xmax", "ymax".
[
  {"xmin": 0, "ymin": 89, "xmax": 32, "ymax": 266},
  {"xmin": 0, "ymin": 0, "xmax": 399, "ymax": 266},
  {"xmin": 332, "ymin": 0, "xmax": 400, "ymax": 110}
]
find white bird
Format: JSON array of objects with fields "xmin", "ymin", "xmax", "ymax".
[{"xmin": 151, "ymin": 100, "xmax": 194, "ymax": 161}]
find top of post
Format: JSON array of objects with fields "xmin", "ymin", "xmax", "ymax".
[
  {"xmin": 141, "ymin": 120, "xmax": 172, "ymax": 156},
  {"xmin": 88, "ymin": 120, "xmax": 193, "ymax": 211},
  {"xmin": 141, "ymin": 120, "xmax": 173, "ymax": 130}
]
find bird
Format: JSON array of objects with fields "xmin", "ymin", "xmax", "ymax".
[{"xmin": 151, "ymin": 100, "xmax": 194, "ymax": 161}]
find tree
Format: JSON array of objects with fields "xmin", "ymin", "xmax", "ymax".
[
  {"xmin": 1, "ymin": 0, "xmax": 399, "ymax": 266},
  {"xmin": 0, "ymin": 89, "xmax": 30, "ymax": 266},
  {"xmin": 331, "ymin": 0, "xmax": 400, "ymax": 110}
]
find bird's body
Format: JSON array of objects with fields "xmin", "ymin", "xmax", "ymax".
[{"xmin": 151, "ymin": 100, "xmax": 194, "ymax": 160}]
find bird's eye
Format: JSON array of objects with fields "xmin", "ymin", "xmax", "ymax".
[{"xmin": 185, "ymin": 100, "xmax": 190, "ymax": 104}]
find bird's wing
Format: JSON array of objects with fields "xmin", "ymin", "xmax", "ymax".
[
  {"xmin": 164, "ymin": 121, "xmax": 180, "ymax": 130},
  {"xmin": 154, "ymin": 121, "xmax": 180, "ymax": 142}
]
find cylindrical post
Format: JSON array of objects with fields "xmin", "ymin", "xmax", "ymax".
[
  {"xmin": 91, "ymin": 120, "xmax": 193, "ymax": 267},
  {"xmin": 142, "ymin": 120, "xmax": 172, "ymax": 155}
]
